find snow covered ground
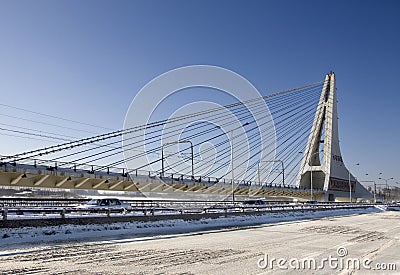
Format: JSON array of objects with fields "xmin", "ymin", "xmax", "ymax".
[
  {"xmin": 0, "ymin": 207, "xmax": 398, "ymax": 275},
  {"xmin": 0, "ymin": 206, "xmax": 382, "ymax": 247}
]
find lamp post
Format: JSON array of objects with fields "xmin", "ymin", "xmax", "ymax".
[
  {"xmin": 230, "ymin": 122, "xmax": 249, "ymax": 204},
  {"xmin": 298, "ymin": 150, "xmax": 322, "ymax": 201},
  {"xmin": 359, "ymin": 178, "xmax": 376, "ymax": 203},
  {"xmin": 392, "ymin": 182, "xmax": 400, "ymax": 202},
  {"xmin": 395, "ymin": 182, "xmax": 400, "ymax": 201},
  {"xmin": 161, "ymin": 140, "xmax": 194, "ymax": 178},
  {"xmin": 348, "ymin": 163, "xmax": 359, "ymax": 203},
  {"xmin": 378, "ymin": 176, "xmax": 393, "ymax": 202},
  {"xmin": 308, "ymin": 151, "xmax": 322, "ymax": 202},
  {"xmin": 258, "ymin": 160, "xmax": 284, "ymax": 186},
  {"xmin": 374, "ymin": 183, "xmax": 388, "ymax": 202}
]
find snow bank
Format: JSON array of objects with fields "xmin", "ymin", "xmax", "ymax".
[{"xmin": 0, "ymin": 207, "xmax": 382, "ymax": 247}]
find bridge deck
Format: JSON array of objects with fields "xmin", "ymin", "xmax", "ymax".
[{"xmin": 0, "ymin": 163, "xmax": 323, "ymax": 200}]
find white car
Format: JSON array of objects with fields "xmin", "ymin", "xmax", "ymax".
[
  {"xmin": 77, "ymin": 198, "xmax": 132, "ymax": 211},
  {"xmin": 239, "ymin": 200, "xmax": 267, "ymax": 207},
  {"xmin": 236, "ymin": 200, "xmax": 268, "ymax": 212}
]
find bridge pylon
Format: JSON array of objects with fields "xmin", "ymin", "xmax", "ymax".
[{"xmin": 296, "ymin": 72, "xmax": 372, "ymax": 202}]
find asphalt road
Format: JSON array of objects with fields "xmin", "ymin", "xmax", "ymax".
[{"xmin": 0, "ymin": 211, "xmax": 399, "ymax": 274}]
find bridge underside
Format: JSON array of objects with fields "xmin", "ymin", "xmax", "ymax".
[{"xmin": 0, "ymin": 165, "xmax": 324, "ymax": 201}]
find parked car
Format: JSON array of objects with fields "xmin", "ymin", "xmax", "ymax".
[
  {"xmin": 77, "ymin": 198, "xmax": 132, "ymax": 211},
  {"xmin": 304, "ymin": 200, "xmax": 318, "ymax": 204},
  {"xmin": 240, "ymin": 200, "xmax": 266, "ymax": 206}
]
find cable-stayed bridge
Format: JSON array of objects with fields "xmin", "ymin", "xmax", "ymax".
[{"xmin": 0, "ymin": 73, "xmax": 372, "ymax": 202}]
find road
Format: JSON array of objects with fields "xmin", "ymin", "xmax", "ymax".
[{"xmin": 0, "ymin": 211, "xmax": 399, "ymax": 274}]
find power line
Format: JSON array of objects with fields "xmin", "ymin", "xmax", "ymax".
[
  {"xmin": 0, "ymin": 103, "xmax": 113, "ymax": 130},
  {"xmin": 0, "ymin": 113, "xmax": 104, "ymax": 135},
  {"xmin": 0, "ymin": 127, "xmax": 71, "ymax": 142}
]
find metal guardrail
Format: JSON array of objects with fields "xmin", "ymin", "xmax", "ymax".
[
  {"xmin": 0, "ymin": 197, "xmax": 295, "ymax": 208},
  {"xmin": 0, "ymin": 198, "xmax": 88, "ymax": 207},
  {"xmin": 0, "ymin": 203, "xmax": 380, "ymax": 221}
]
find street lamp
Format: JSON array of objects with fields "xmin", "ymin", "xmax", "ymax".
[
  {"xmin": 359, "ymin": 177, "xmax": 376, "ymax": 203},
  {"xmin": 348, "ymin": 163, "xmax": 359, "ymax": 203},
  {"xmin": 308, "ymin": 151, "xmax": 322, "ymax": 202},
  {"xmin": 299, "ymin": 150, "xmax": 322, "ymax": 201},
  {"xmin": 230, "ymin": 122, "xmax": 249, "ymax": 204},
  {"xmin": 161, "ymin": 140, "xmax": 194, "ymax": 178},
  {"xmin": 258, "ymin": 160, "xmax": 284, "ymax": 186},
  {"xmin": 378, "ymin": 176, "xmax": 394, "ymax": 202}
]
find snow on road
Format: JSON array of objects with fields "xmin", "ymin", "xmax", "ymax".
[
  {"xmin": 1, "ymin": 207, "xmax": 399, "ymax": 274},
  {"xmin": 0, "ymin": 207, "xmax": 380, "ymax": 246}
]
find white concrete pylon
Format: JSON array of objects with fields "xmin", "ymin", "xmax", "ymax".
[{"xmin": 297, "ymin": 72, "xmax": 372, "ymax": 201}]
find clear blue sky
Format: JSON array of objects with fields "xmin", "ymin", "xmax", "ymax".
[{"xmin": 0, "ymin": 0, "xmax": 399, "ymax": 186}]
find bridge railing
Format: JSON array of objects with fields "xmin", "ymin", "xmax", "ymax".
[
  {"xmin": 0, "ymin": 202, "xmax": 379, "ymax": 221},
  {"xmin": 0, "ymin": 158, "xmax": 321, "ymax": 192},
  {"xmin": 0, "ymin": 197, "xmax": 294, "ymax": 208}
]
